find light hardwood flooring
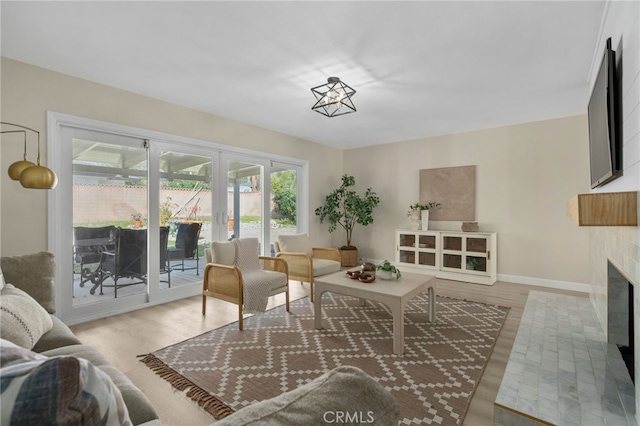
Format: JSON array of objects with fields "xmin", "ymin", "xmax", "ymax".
[{"xmin": 71, "ymin": 279, "xmax": 588, "ymax": 425}]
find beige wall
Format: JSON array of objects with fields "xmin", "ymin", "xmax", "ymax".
[
  {"xmin": 343, "ymin": 115, "xmax": 592, "ymax": 287},
  {"xmin": 0, "ymin": 58, "xmax": 343, "ymax": 255},
  {"xmin": 1, "ymin": 57, "xmax": 598, "ymax": 288}
]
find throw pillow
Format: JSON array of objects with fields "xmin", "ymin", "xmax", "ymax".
[
  {"xmin": 0, "ymin": 284, "xmax": 54, "ymax": 350},
  {"xmin": 0, "ymin": 252, "xmax": 56, "ymax": 313},
  {"xmin": 0, "ymin": 339, "xmax": 132, "ymax": 425},
  {"xmin": 278, "ymin": 234, "xmax": 313, "ymax": 257},
  {"xmin": 211, "ymin": 241, "xmax": 236, "ymax": 266}
]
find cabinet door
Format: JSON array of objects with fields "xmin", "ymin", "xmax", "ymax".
[{"xmin": 397, "ymin": 232, "xmax": 417, "ymax": 265}]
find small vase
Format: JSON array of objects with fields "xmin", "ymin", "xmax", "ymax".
[
  {"xmin": 409, "ymin": 212, "xmax": 421, "ymax": 230},
  {"xmin": 420, "ymin": 210, "xmax": 429, "ymax": 231},
  {"xmin": 134, "ymin": 220, "xmax": 142, "ymax": 228}
]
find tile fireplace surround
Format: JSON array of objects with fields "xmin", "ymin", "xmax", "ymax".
[{"xmin": 590, "ymin": 225, "xmax": 640, "ymax": 418}]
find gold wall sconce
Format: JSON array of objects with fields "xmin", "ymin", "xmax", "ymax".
[{"xmin": 1, "ymin": 121, "xmax": 58, "ymax": 190}]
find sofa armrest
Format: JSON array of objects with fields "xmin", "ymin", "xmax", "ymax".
[{"xmin": 214, "ymin": 365, "xmax": 399, "ymax": 425}]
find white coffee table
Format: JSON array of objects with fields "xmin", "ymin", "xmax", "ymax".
[{"xmin": 314, "ymin": 270, "xmax": 437, "ymax": 355}]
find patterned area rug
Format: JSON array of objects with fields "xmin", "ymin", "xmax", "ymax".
[{"xmin": 141, "ymin": 293, "xmax": 509, "ymax": 425}]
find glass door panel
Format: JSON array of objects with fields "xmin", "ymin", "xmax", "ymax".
[
  {"xmin": 443, "ymin": 236, "xmax": 462, "ymax": 251},
  {"xmin": 399, "ymin": 234, "xmax": 416, "ymax": 247},
  {"xmin": 466, "ymin": 237, "xmax": 487, "ymax": 253},
  {"xmin": 227, "ymin": 160, "xmax": 263, "ymax": 248},
  {"xmin": 443, "ymin": 254, "xmax": 462, "ymax": 269},
  {"xmin": 159, "ymin": 150, "xmax": 213, "ymax": 289},
  {"xmin": 419, "ymin": 252, "xmax": 436, "ymax": 267},
  {"xmin": 269, "ymin": 165, "xmax": 298, "ymax": 256},
  {"xmin": 71, "ymin": 135, "xmax": 148, "ymax": 306},
  {"xmin": 399, "ymin": 250, "xmax": 416, "ymax": 264},
  {"xmin": 466, "ymin": 256, "xmax": 487, "ymax": 272},
  {"xmin": 419, "ymin": 235, "xmax": 437, "ymax": 249}
]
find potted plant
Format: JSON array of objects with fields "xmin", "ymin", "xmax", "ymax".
[
  {"xmin": 376, "ymin": 260, "xmax": 401, "ymax": 280},
  {"xmin": 315, "ymin": 174, "xmax": 380, "ymax": 266},
  {"xmin": 131, "ymin": 212, "xmax": 143, "ymax": 228},
  {"xmin": 407, "ymin": 202, "xmax": 441, "ymax": 230}
]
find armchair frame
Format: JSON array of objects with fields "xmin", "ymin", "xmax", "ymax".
[
  {"xmin": 202, "ymin": 256, "xmax": 289, "ymax": 330},
  {"xmin": 274, "ymin": 242, "xmax": 341, "ymax": 302}
]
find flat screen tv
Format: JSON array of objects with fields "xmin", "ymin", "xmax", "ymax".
[{"xmin": 588, "ymin": 37, "xmax": 622, "ymax": 189}]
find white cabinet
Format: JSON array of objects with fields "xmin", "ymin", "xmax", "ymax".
[{"xmin": 395, "ymin": 230, "xmax": 497, "ymax": 285}]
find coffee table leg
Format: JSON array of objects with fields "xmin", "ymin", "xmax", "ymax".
[
  {"xmin": 428, "ymin": 287, "xmax": 435, "ymax": 323},
  {"xmin": 314, "ymin": 289, "xmax": 324, "ymax": 329},
  {"xmin": 391, "ymin": 300, "xmax": 404, "ymax": 355}
]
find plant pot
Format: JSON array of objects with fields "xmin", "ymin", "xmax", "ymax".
[
  {"xmin": 377, "ymin": 270, "xmax": 393, "ymax": 280},
  {"xmin": 340, "ymin": 248, "xmax": 358, "ymax": 267},
  {"xmin": 134, "ymin": 220, "xmax": 142, "ymax": 228}
]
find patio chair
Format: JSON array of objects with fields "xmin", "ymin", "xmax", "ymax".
[
  {"xmin": 168, "ymin": 222, "xmax": 202, "ymax": 275},
  {"xmin": 202, "ymin": 237, "xmax": 289, "ymax": 330},
  {"xmin": 274, "ymin": 234, "xmax": 341, "ymax": 302},
  {"xmin": 73, "ymin": 225, "xmax": 116, "ymax": 287},
  {"xmin": 95, "ymin": 228, "xmax": 147, "ymax": 298}
]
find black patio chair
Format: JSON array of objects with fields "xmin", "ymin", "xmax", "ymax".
[
  {"xmin": 95, "ymin": 228, "xmax": 147, "ymax": 297},
  {"xmin": 168, "ymin": 222, "xmax": 202, "ymax": 275},
  {"xmin": 73, "ymin": 225, "xmax": 116, "ymax": 287}
]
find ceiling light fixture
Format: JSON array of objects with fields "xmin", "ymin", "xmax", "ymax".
[
  {"xmin": 311, "ymin": 77, "xmax": 356, "ymax": 117},
  {"xmin": 1, "ymin": 121, "xmax": 58, "ymax": 190}
]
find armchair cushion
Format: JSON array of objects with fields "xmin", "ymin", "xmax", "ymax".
[
  {"xmin": 0, "ymin": 285, "xmax": 53, "ymax": 350},
  {"xmin": 277, "ymin": 234, "xmax": 313, "ymax": 257},
  {"xmin": 211, "ymin": 241, "xmax": 235, "ymax": 266},
  {"xmin": 313, "ymin": 259, "xmax": 342, "ymax": 277}
]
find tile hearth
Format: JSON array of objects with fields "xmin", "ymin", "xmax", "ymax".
[{"xmin": 495, "ymin": 291, "xmax": 635, "ymax": 426}]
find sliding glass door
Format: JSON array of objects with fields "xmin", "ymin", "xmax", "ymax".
[{"xmin": 49, "ymin": 112, "xmax": 307, "ymax": 324}]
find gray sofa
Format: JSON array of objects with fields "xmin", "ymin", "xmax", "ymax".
[{"xmin": 0, "ymin": 252, "xmax": 159, "ymax": 425}]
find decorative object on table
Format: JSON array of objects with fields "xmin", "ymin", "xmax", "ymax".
[
  {"xmin": 376, "ymin": 260, "xmax": 401, "ymax": 280},
  {"xmin": 358, "ymin": 273, "xmax": 376, "ymax": 283},
  {"xmin": 361, "ymin": 262, "xmax": 376, "ymax": 272},
  {"xmin": 1, "ymin": 121, "xmax": 58, "ymax": 189},
  {"xmin": 407, "ymin": 202, "xmax": 441, "ymax": 231},
  {"xmin": 310, "ymin": 77, "xmax": 356, "ymax": 117},
  {"xmin": 461, "ymin": 221, "xmax": 479, "ymax": 232},
  {"xmin": 346, "ymin": 270, "xmax": 362, "ymax": 280},
  {"xmin": 315, "ymin": 175, "xmax": 380, "ymax": 267}
]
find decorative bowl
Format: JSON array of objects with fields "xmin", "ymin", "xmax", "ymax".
[
  {"xmin": 358, "ymin": 273, "xmax": 376, "ymax": 283},
  {"xmin": 346, "ymin": 270, "xmax": 362, "ymax": 279}
]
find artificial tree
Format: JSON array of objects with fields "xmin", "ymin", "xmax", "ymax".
[{"xmin": 314, "ymin": 174, "xmax": 380, "ymax": 255}]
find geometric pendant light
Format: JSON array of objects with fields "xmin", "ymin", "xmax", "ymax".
[
  {"xmin": 311, "ymin": 77, "xmax": 356, "ymax": 117},
  {"xmin": 1, "ymin": 121, "xmax": 58, "ymax": 189}
]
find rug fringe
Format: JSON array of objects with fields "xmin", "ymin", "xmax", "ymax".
[{"xmin": 139, "ymin": 354, "xmax": 235, "ymax": 419}]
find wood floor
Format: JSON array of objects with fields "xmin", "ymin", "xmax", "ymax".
[{"xmin": 71, "ymin": 279, "xmax": 588, "ymax": 425}]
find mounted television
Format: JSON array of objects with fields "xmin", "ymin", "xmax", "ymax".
[{"xmin": 588, "ymin": 37, "xmax": 622, "ymax": 189}]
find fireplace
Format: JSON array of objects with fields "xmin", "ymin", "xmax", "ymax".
[{"xmin": 608, "ymin": 261, "xmax": 635, "ymax": 382}]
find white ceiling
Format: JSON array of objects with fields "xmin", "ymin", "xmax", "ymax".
[{"xmin": 1, "ymin": 1, "xmax": 605, "ymax": 150}]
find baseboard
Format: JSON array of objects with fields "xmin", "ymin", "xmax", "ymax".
[
  {"xmin": 497, "ymin": 274, "xmax": 590, "ymax": 294},
  {"xmin": 361, "ymin": 258, "xmax": 590, "ymax": 294}
]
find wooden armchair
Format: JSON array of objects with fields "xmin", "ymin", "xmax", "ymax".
[
  {"xmin": 274, "ymin": 234, "xmax": 341, "ymax": 302},
  {"xmin": 203, "ymin": 238, "xmax": 289, "ymax": 330}
]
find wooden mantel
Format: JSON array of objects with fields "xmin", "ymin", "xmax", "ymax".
[{"xmin": 567, "ymin": 191, "xmax": 638, "ymax": 226}]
